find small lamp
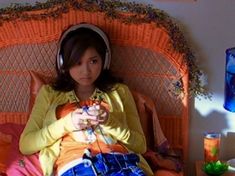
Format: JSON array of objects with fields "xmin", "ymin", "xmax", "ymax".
[{"xmin": 224, "ymin": 47, "xmax": 235, "ymax": 112}]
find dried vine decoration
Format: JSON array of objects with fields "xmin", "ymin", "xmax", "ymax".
[{"xmin": 0, "ymin": 0, "xmax": 211, "ymax": 99}]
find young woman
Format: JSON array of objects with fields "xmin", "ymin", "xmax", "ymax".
[{"xmin": 19, "ymin": 23, "xmax": 153, "ymax": 176}]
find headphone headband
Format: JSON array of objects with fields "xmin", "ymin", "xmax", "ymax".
[{"xmin": 57, "ymin": 23, "xmax": 111, "ymax": 72}]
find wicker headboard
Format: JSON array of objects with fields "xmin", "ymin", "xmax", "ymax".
[{"xmin": 0, "ymin": 1, "xmax": 189, "ymax": 171}]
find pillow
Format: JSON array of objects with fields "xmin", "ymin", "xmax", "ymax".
[
  {"xmin": 131, "ymin": 90, "xmax": 168, "ymax": 151},
  {"xmin": 29, "ymin": 71, "xmax": 52, "ymax": 111},
  {"xmin": 131, "ymin": 91, "xmax": 183, "ymax": 173},
  {"xmin": 0, "ymin": 112, "xmax": 29, "ymax": 174},
  {"xmin": 0, "ymin": 123, "xmax": 43, "ymax": 175}
]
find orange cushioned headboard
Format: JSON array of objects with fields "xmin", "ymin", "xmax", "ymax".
[{"xmin": 0, "ymin": 0, "xmax": 189, "ymax": 172}]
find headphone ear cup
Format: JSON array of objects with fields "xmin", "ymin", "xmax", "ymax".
[
  {"xmin": 104, "ymin": 50, "xmax": 110, "ymax": 69},
  {"xmin": 57, "ymin": 54, "xmax": 64, "ymax": 73}
]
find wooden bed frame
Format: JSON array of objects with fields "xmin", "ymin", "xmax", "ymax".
[{"xmin": 0, "ymin": 0, "xmax": 190, "ymax": 175}]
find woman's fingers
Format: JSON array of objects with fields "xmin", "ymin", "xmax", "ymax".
[{"xmin": 71, "ymin": 104, "xmax": 109, "ymax": 130}]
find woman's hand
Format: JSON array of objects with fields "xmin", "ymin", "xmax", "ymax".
[
  {"xmin": 71, "ymin": 109, "xmax": 96, "ymax": 130},
  {"xmin": 71, "ymin": 104, "xmax": 109, "ymax": 130},
  {"xmin": 87, "ymin": 104, "xmax": 109, "ymax": 125}
]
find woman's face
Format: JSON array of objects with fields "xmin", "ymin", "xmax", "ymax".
[{"xmin": 69, "ymin": 47, "xmax": 102, "ymax": 88}]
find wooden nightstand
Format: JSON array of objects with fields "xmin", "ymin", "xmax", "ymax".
[{"xmin": 195, "ymin": 160, "xmax": 235, "ymax": 176}]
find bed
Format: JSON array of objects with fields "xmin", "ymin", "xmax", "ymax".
[{"xmin": 0, "ymin": 0, "xmax": 193, "ymax": 175}]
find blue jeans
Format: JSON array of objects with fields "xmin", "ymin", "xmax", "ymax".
[{"xmin": 61, "ymin": 153, "xmax": 146, "ymax": 176}]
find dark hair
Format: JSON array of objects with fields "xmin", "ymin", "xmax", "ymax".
[{"xmin": 52, "ymin": 26, "xmax": 121, "ymax": 92}]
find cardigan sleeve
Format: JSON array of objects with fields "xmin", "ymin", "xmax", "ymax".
[
  {"xmin": 101, "ymin": 84, "xmax": 147, "ymax": 154},
  {"xmin": 19, "ymin": 85, "xmax": 76, "ymax": 155}
]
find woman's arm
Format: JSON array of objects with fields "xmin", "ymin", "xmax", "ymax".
[
  {"xmin": 19, "ymin": 85, "xmax": 76, "ymax": 155},
  {"xmin": 101, "ymin": 84, "xmax": 147, "ymax": 154}
]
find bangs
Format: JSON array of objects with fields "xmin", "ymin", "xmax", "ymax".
[
  {"xmin": 61, "ymin": 28, "xmax": 107, "ymax": 70},
  {"xmin": 69, "ymin": 41, "xmax": 88, "ymax": 66}
]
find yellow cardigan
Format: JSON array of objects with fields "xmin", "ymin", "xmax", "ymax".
[{"xmin": 19, "ymin": 83, "xmax": 153, "ymax": 176}]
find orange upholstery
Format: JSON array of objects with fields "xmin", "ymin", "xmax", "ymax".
[{"xmin": 0, "ymin": 1, "xmax": 189, "ymax": 175}]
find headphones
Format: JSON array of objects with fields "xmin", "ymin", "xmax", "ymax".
[{"xmin": 56, "ymin": 23, "xmax": 111, "ymax": 72}]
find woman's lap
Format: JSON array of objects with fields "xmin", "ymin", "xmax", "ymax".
[{"xmin": 60, "ymin": 153, "xmax": 146, "ymax": 176}]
